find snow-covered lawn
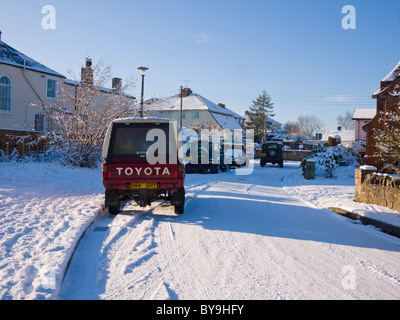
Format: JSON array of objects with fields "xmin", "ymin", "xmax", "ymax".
[
  {"xmin": 1, "ymin": 160, "xmax": 399, "ymax": 300},
  {"xmin": 282, "ymin": 164, "xmax": 400, "ymax": 228}
]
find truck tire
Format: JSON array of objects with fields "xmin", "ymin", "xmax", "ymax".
[
  {"xmin": 173, "ymin": 187, "xmax": 185, "ymax": 215},
  {"xmin": 174, "ymin": 205, "xmax": 184, "ymax": 215},
  {"xmin": 108, "ymin": 206, "xmax": 120, "ymax": 215},
  {"xmin": 105, "ymin": 189, "xmax": 121, "ymax": 215}
]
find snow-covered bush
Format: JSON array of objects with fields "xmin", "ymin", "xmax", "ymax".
[
  {"xmin": 302, "ymin": 145, "xmax": 359, "ymax": 178},
  {"xmin": 41, "ymin": 132, "xmax": 102, "ymax": 168},
  {"xmin": 0, "ymin": 148, "xmax": 20, "ymax": 162}
]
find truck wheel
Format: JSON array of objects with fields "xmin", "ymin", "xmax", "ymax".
[
  {"xmin": 105, "ymin": 189, "xmax": 121, "ymax": 215},
  {"xmin": 211, "ymin": 164, "xmax": 220, "ymax": 174},
  {"xmin": 173, "ymin": 187, "xmax": 185, "ymax": 215},
  {"xmin": 174, "ymin": 205, "xmax": 184, "ymax": 215},
  {"xmin": 108, "ymin": 206, "xmax": 120, "ymax": 215}
]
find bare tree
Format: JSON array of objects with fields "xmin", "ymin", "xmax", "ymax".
[
  {"xmin": 337, "ymin": 111, "xmax": 355, "ymax": 130},
  {"xmin": 37, "ymin": 60, "xmax": 137, "ymax": 168},
  {"xmin": 296, "ymin": 115, "xmax": 326, "ymax": 138},
  {"xmin": 282, "ymin": 121, "xmax": 300, "ymax": 135},
  {"xmin": 189, "ymin": 122, "xmax": 221, "ymax": 135}
]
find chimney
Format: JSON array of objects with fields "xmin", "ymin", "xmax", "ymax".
[
  {"xmin": 337, "ymin": 126, "xmax": 342, "ymax": 131},
  {"xmin": 181, "ymin": 87, "xmax": 192, "ymax": 98},
  {"xmin": 218, "ymin": 103, "xmax": 225, "ymax": 108},
  {"xmin": 81, "ymin": 58, "xmax": 94, "ymax": 86},
  {"xmin": 112, "ymin": 77, "xmax": 122, "ymax": 92}
]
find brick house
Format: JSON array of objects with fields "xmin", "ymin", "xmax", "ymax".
[{"xmin": 363, "ymin": 61, "xmax": 400, "ymax": 168}]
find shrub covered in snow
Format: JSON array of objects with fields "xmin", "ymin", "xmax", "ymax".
[{"xmin": 301, "ymin": 145, "xmax": 360, "ymax": 178}]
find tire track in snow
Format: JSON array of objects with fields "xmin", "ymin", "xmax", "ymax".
[{"xmin": 59, "ymin": 175, "xmax": 217, "ymax": 300}]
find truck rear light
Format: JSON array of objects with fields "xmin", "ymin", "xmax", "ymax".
[
  {"xmin": 177, "ymin": 164, "xmax": 185, "ymax": 178},
  {"xmin": 102, "ymin": 164, "xmax": 108, "ymax": 179}
]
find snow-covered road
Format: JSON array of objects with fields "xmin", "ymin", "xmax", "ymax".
[
  {"xmin": 60, "ymin": 162, "xmax": 400, "ymax": 300},
  {"xmin": 1, "ymin": 161, "xmax": 399, "ymax": 300}
]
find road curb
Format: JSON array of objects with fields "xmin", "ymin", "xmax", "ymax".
[{"xmin": 329, "ymin": 207, "xmax": 400, "ymax": 239}]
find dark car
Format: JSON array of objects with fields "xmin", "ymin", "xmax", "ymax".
[
  {"xmin": 184, "ymin": 137, "xmax": 221, "ymax": 174},
  {"xmin": 102, "ymin": 117, "xmax": 185, "ymax": 215},
  {"xmin": 260, "ymin": 142, "xmax": 283, "ymax": 168}
]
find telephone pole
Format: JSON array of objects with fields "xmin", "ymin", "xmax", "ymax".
[{"xmin": 180, "ymin": 86, "xmax": 183, "ymax": 129}]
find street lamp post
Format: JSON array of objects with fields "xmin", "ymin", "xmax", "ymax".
[{"xmin": 138, "ymin": 66, "xmax": 149, "ymax": 117}]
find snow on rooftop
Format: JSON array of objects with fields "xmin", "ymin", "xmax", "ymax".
[
  {"xmin": 211, "ymin": 112, "xmax": 243, "ymax": 130},
  {"xmin": 0, "ymin": 41, "xmax": 65, "ymax": 78},
  {"xmin": 322, "ymin": 130, "xmax": 355, "ymax": 142},
  {"xmin": 145, "ymin": 92, "xmax": 236, "ymax": 116},
  {"xmin": 382, "ymin": 61, "xmax": 400, "ymax": 82},
  {"xmin": 352, "ymin": 108, "xmax": 376, "ymax": 120},
  {"xmin": 64, "ymin": 78, "xmax": 135, "ymax": 99}
]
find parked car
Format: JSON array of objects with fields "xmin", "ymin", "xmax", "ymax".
[
  {"xmin": 260, "ymin": 142, "xmax": 283, "ymax": 168},
  {"xmin": 184, "ymin": 137, "xmax": 221, "ymax": 174},
  {"xmin": 102, "ymin": 117, "xmax": 186, "ymax": 215},
  {"xmin": 222, "ymin": 142, "xmax": 249, "ymax": 168}
]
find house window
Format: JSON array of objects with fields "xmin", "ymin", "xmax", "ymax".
[
  {"xmin": 35, "ymin": 114, "xmax": 45, "ymax": 132},
  {"xmin": 192, "ymin": 111, "xmax": 200, "ymax": 119},
  {"xmin": 0, "ymin": 75, "xmax": 12, "ymax": 111},
  {"xmin": 182, "ymin": 111, "xmax": 186, "ymax": 119},
  {"xmin": 46, "ymin": 78, "xmax": 58, "ymax": 99}
]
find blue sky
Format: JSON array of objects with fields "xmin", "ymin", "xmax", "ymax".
[{"xmin": 1, "ymin": 0, "xmax": 400, "ymax": 130}]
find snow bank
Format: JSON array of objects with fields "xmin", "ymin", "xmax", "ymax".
[
  {"xmin": 0, "ymin": 162, "xmax": 104, "ymax": 299},
  {"xmin": 359, "ymin": 165, "xmax": 377, "ymax": 171}
]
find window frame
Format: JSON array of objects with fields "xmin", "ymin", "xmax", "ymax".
[
  {"xmin": 34, "ymin": 113, "xmax": 45, "ymax": 132},
  {"xmin": 192, "ymin": 111, "xmax": 200, "ymax": 119},
  {"xmin": 0, "ymin": 74, "xmax": 13, "ymax": 113},
  {"xmin": 46, "ymin": 77, "xmax": 58, "ymax": 100}
]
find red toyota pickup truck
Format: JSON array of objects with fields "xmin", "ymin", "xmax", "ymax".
[{"xmin": 102, "ymin": 118, "xmax": 185, "ymax": 215}]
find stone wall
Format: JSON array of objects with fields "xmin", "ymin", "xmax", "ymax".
[
  {"xmin": 355, "ymin": 167, "xmax": 400, "ymax": 211},
  {"xmin": 254, "ymin": 150, "xmax": 311, "ymax": 160},
  {"xmin": 283, "ymin": 150, "xmax": 311, "ymax": 161}
]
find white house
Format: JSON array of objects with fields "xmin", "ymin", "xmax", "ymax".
[
  {"xmin": 0, "ymin": 37, "xmax": 66, "ymax": 132},
  {"xmin": 352, "ymin": 108, "xmax": 376, "ymax": 142},
  {"xmin": 144, "ymin": 88, "xmax": 244, "ymax": 130},
  {"xmin": 0, "ymin": 34, "xmax": 136, "ymax": 155}
]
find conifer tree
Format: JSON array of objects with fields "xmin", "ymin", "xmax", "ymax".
[
  {"xmin": 373, "ymin": 105, "xmax": 400, "ymax": 175},
  {"xmin": 245, "ymin": 90, "xmax": 275, "ymax": 141}
]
